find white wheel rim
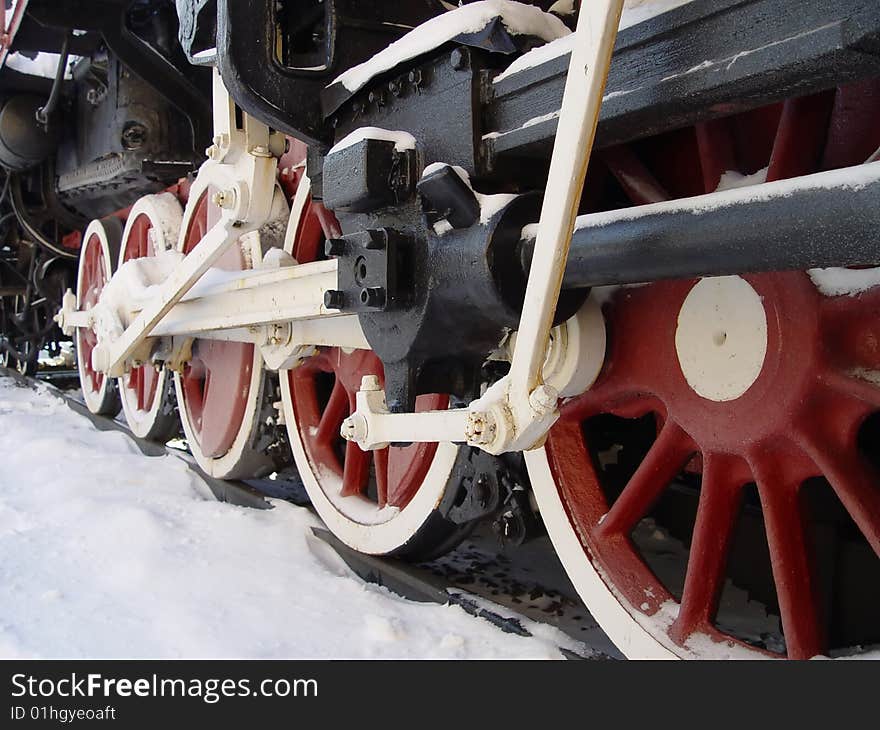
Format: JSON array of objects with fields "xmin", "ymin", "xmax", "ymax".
[
  {"xmin": 525, "ymin": 446, "xmax": 681, "ymax": 659},
  {"xmin": 76, "ymin": 219, "xmax": 115, "ymax": 413},
  {"xmin": 117, "ymin": 193, "xmax": 182, "ymax": 439},
  {"xmin": 279, "ymin": 170, "xmax": 459, "ymax": 555},
  {"xmin": 280, "ymin": 372, "xmax": 460, "ymax": 555}
]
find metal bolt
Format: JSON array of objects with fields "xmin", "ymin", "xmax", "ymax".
[
  {"xmin": 340, "ymin": 417, "xmax": 357, "ymax": 441},
  {"xmin": 324, "ymin": 290, "xmax": 345, "ymax": 309},
  {"xmin": 121, "ymin": 123, "xmax": 148, "ymax": 150},
  {"xmin": 529, "ymin": 384, "xmax": 559, "ymax": 417},
  {"xmin": 360, "ymin": 287, "xmax": 386, "ymax": 308},
  {"xmin": 325, "ymin": 238, "xmax": 346, "ymax": 257},
  {"xmin": 388, "ymin": 79, "xmax": 402, "ymax": 97},
  {"xmin": 211, "ymin": 189, "xmax": 235, "ymax": 209},
  {"xmin": 363, "ymin": 231, "xmax": 386, "ymax": 251},
  {"xmin": 340, "ymin": 414, "xmax": 368, "ymax": 442},
  {"xmin": 450, "ymin": 47, "xmax": 469, "ymax": 70},
  {"xmin": 250, "ymin": 144, "xmax": 271, "ymax": 157},
  {"xmin": 361, "ymin": 375, "xmax": 381, "ymax": 392},
  {"xmin": 466, "ymin": 411, "xmax": 495, "ymax": 446}
]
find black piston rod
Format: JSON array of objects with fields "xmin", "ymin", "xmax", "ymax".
[{"xmin": 519, "ymin": 163, "xmax": 880, "ymax": 289}]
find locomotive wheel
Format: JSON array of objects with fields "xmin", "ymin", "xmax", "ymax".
[
  {"xmin": 278, "ymin": 167, "xmax": 467, "ymax": 559},
  {"xmin": 75, "ymin": 217, "xmax": 122, "ymax": 416},
  {"xmin": 172, "ymin": 190, "xmax": 286, "ymax": 479},
  {"xmin": 527, "ymin": 84, "xmax": 880, "ymax": 659},
  {"xmin": 117, "ymin": 194, "xmax": 181, "ymax": 442}
]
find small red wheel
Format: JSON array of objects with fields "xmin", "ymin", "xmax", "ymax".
[
  {"xmin": 75, "ymin": 217, "xmax": 122, "ymax": 416},
  {"xmin": 173, "ymin": 189, "xmax": 286, "ymax": 479},
  {"xmin": 117, "ymin": 193, "xmax": 181, "ymax": 442},
  {"xmin": 527, "ymin": 83, "xmax": 880, "ymax": 659},
  {"xmin": 278, "ymin": 165, "xmax": 468, "ymax": 559}
]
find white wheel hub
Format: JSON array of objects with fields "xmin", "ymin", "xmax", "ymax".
[{"xmin": 675, "ymin": 276, "xmax": 768, "ymax": 402}]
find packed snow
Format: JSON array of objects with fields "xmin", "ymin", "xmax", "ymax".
[
  {"xmin": 333, "ymin": 1, "xmax": 570, "ymax": 93},
  {"xmin": 714, "ymin": 167, "xmax": 769, "ymax": 192},
  {"xmin": 329, "ymin": 128, "xmax": 417, "ymax": 155},
  {"xmin": 3, "ymin": 52, "xmax": 80, "ymax": 80},
  {"xmin": 422, "ymin": 163, "xmax": 517, "ymax": 225},
  {"xmin": 617, "ymin": 0, "xmax": 695, "ymax": 30},
  {"xmin": 808, "ymin": 268, "xmax": 880, "ymax": 297},
  {"xmin": 520, "ymin": 162, "xmax": 880, "ymax": 241},
  {"xmin": 495, "ymin": 1, "xmax": 695, "ymax": 82},
  {"xmin": 0, "ymin": 377, "xmax": 585, "ymax": 658}
]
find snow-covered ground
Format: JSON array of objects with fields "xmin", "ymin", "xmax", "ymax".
[{"xmin": 0, "ymin": 377, "xmax": 584, "ymax": 659}]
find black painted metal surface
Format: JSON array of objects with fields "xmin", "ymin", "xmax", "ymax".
[
  {"xmin": 486, "ymin": 0, "xmax": 880, "ymax": 174},
  {"xmin": 520, "ymin": 165, "xmax": 880, "ymax": 289}
]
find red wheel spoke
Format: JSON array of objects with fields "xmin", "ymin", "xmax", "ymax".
[
  {"xmin": 753, "ymin": 465, "xmax": 826, "ymax": 659},
  {"xmin": 375, "ymin": 448, "xmax": 390, "ymax": 509},
  {"xmin": 600, "ymin": 146, "xmax": 670, "ymax": 205},
  {"xmin": 314, "ymin": 379, "xmax": 348, "ymax": 449},
  {"xmin": 821, "ymin": 370, "xmax": 880, "ymax": 410},
  {"xmin": 799, "ymin": 433, "xmax": 880, "ymax": 558},
  {"xmin": 596, "ymin": 420, "xmax": 695, "ymax": 537},
  {"xmin": 341, "ymin": 441, "xmax": 371, "ymax": 498},
  {"xmin": 128, "ymin": 368, "xmax": 139, "ymax": 400},
  {"xmin": 820, "ymin": 291, "xmax": 880, "ymax": 372},
  {"xmin": 671, "ymin": 453, "xmax": 744, "ymax": 643},
  {"xmin": 561, "ymin": 382, "xmax": 650, "ymax": 421},
  {"xmin": 696, "ymin": 118, "xmax": 738, "ymax": 193},
  {"xmin": 767, "ymin": 93, "xmax": 835, "ymax": 182}
]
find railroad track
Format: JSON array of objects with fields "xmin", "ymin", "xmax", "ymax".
[{"xmin": 1, "ymin": 367, "xmax": 620, "ymax": 660}]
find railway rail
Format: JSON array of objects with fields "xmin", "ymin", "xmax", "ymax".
[{"xmin": 2, "ymin": 0, "xmax": 879, "ymax": 660}]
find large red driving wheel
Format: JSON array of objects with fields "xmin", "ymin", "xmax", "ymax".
[
  {"xmin": 529, "ymin": 80, "xmax": 880, "ymax": 658},
  {"xmin": 117, "ymin": 194, "xmax": 180, "ymax": 441},
  {"xmin": 278, "ymin": 162, "xmax": 467, "ymax": 559},
  {"xmin": 172, "ymin": 191, "xmax": 280, "ymax": 479}
]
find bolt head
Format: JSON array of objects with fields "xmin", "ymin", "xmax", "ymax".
[
  {"xmin": 340, "ymin": 418, "xmax": 356, "ymax": 441},
  {"xmin": 324, "ymin": 290, "xmax": 345, "ymax": 310},
  {"xmin": 211, "ymin": 189, "xmax": 235, "ymax": 209},
  {"xmin": 465, "ymin": 411, "xmax": 495, "ymax": 446},
  {"xmin": 360, "ymin": 375, "xmax": 381, "ymax": 392},
  {"xmin": 450, "ymin": 48, "xmax": 469, "ymax": 70},
  {"xmin": 529, "ymin": 384, "xmax": 559, "ymax": 416},
  {"xmin": 360, "ymin": 287, "xmax": 386, "ymax": 308},
  {"xmin": 325, "ymin": 238, "xmax": 346, "ymax": 257}
]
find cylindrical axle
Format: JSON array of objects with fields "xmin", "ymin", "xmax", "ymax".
[{"xmin": 520, "ymin": 163, "xmax": 880, "ymax": 288}]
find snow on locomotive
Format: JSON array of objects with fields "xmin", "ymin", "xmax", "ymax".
[{"xmin": 1, "ymin": 0, "xmax": 879, "ymax": 659}]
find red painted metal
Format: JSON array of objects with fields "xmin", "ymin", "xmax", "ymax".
[
  {"xmin": 179, "ymin": 194, "xmax": 253, "ymax": 458},
  {"xmin": 290, "ymin": 349, "xmax": 447, "ymax": 508},
  {"xmin": 0, "ymin": 1, "xmax": 30, "ymax": 68},
  {"xmin": 284, "ymin": 177, "xmax": 446, "ymax": 510},
  {"xmin": 121, "ymin": 214, "xmax": 162, "ymax": 412},
  {"xmin": 543, "ymin": 85, "xmax": 880, "ymax": 658},
  {"xmin": 61, "ymin": 231, "xmax": 83, "ymax": 252},
  {"xmin": 76, "ymin": 230, "xmax": 107, "ymax": 395}
]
